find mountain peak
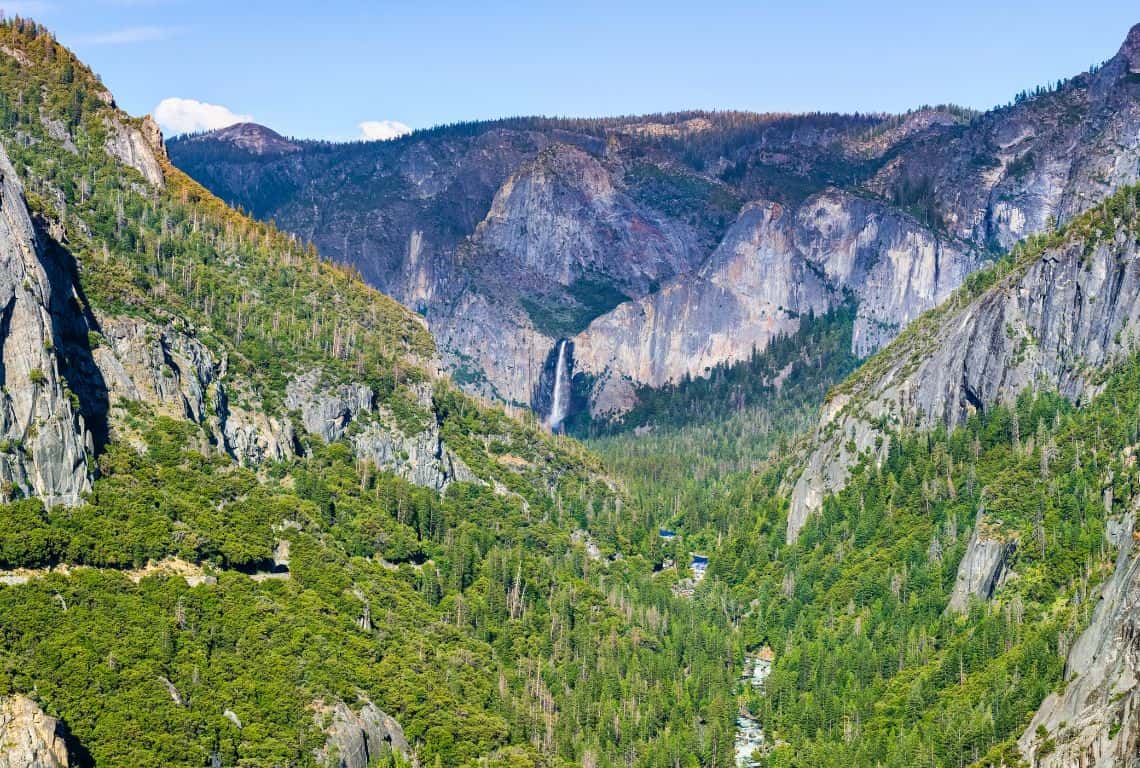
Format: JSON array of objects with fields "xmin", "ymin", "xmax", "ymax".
[
  {"xmin": 1121, "ymin": 22, "xmax": 1140, "ymax": 73},
  {"xmin": 196, "ymin": 122, "xmax": 300, "ymax": 155}
]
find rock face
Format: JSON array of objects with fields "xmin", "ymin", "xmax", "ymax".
[
  {"xmin": 103, "ymin": 116, "xmax": 165, "ymax": 188},
  {"xmin": 1019, "ymin": 513, "xmax": 1140, "ymax": 767},
  {"xmin": 946, "ymin": 517, "xmax": 1017, "ymax": 613},
  {"xmin": 0, "ymin": 695, "xmax": 70, "ymax": 768},
  {"xmin": 285, "ymin": 370, "xmax": 373, "ymax": 444},
  {"xmin": 352, "ymin": 417, "xmax": 476, "ymax": 491},
  {"xmin": 1125, "ymin": 23, "xmax": 1140, "ymax": 75},
  {"xmin": 95, "ymin": 317, "xmax": 221, "ymax": 425},
  {"xmin": 315, "ymin": 699, "xmax": 409, "ymax": 768},
  {"xmin": 866, "ymin": 29, "xmax": 1140, "ymax": 253},
  {"xmin": 217, "ymin": 397, "xmax": 296, "ymax": 466},
  {"xmin": 474, "ymin": 144, "xmax": 697, "ymax": 294},
  {"xmin": 572, "ymin": 201, "xmax": 827, "ymax": 399},
  {"xmin": 169, "ymin": 26, "xmax": 1140, "ymax": 421},
  {"xmin": 432, "ymin": 141, "xmax": 708, "ymax": 404},
  {"xmin": 195, "ymin": 123, "xmax": 300, "ymax": 156},
  {"xmin": 38, "ymin": 115, "xmax": 75, "ymax": 155},
  {"xmin": 78, "ymin": 298, "xmax": 476, "ymax": 489},
  {"xmin": 283, "ymin": 370, "xmax": 475, "ymax": 489},
  {"xmin": 0, "ymin": 145, "xmax": 91, "ymax": 506},
  {"xmin": 90, "ymin": 313, "xmax": 475, "ymax": 491},
  {"xmin": 788, "ymin": 203, "xmax": 1140, "ymax": 542},
  {"xmin": 93, "ymin": 316, "xmax": 300, "ymax": 463},
  {"xmin": 573, "ymin": 191, "xmax": 980, "ymax": 414}
]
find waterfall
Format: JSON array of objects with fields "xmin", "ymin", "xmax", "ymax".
[{"xmin": 547, "ymin": 340, "xmax": 570, "ymax": 432}]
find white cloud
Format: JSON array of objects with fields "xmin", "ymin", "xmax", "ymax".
[
  {"xmin": 359, "ymin": 120, "xmax": 412, "ymax": 141},
  {"xmin": 153, "ymin": 97, "xmax": 251, "ymax": 135},
  {"xmin": 78, "ymin": 25, "xmax": 173, "ymax": 45}
]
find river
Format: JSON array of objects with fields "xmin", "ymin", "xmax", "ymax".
[{"xmin": 734, "ymin": 651, "xmax": 772, "ymax": 767}]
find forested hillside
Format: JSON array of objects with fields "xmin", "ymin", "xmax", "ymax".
[
  {"xmin": 636, "ymin": 186, "xmax": 1140, "ymax": 767},
  {"xmin": 4, "ymin": 13, "xmax": 1140, "ymax": 768},
  {"xmin": 0, "ymin": 19, "xmax": 741, "ymax": 767}
]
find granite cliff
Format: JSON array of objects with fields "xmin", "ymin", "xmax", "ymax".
[
  {"xmin": 170, "ymin": 26, "xmax": 1140, "ymax": 425},
  {"xmin": 0, "ymin": 696, "xmax": 71, "ymax": 768},
  {"xmin": 788, "ymin": 183, "xmax": 1140, "ymax": 543},
  {"xmin": 0, "ymin": 144, "xmax": 90, "ymax": 506}
]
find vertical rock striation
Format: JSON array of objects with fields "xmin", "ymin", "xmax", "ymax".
[
  {"xmin": 90, "ymin": 316, "xmax": 477, "ymax": 492},
  {"xmin": 315, "ymin": 699, "xmax": 410, "ymax": 768},
  {"xmin": 788, "ymin": 205, "xmax": 1140, "ymax": 542},
  {"xmin": 946, "ymin": 516, "xmax": 1017, "ymax": 613},
  {"xmin": 573, "ymin": 190, "xmax": 980, "ymax": 416},
  {"xmin": 0, "ymin": 145, "xmax": 90, "ymax": 505},
  {"xmin": 102, "ymin": 115, "xmax": 165, "ymax": 188}
]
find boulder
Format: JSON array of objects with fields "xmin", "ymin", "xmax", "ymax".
[
  {"xmin": 315, "ymin": 699, "xmax": 409, "ymax": 768},
  {"xmin": 0, "ymin": 695, "xmax": 70, "ymax": 768},
  {"xmin": 947, "ymin": 519, "xmax": 1017, "ymax": 613}
]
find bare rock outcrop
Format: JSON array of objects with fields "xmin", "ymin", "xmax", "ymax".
[
  {"xmin": 38, "ymin": 115, "xmax": 75, "ymax": 155},
  {"xmin": 352, "ymin": 417, "xmax": 476, "ymax": 492},
  {"xmin": 797, "ymin": 190, "xmax": 982, "ymax": 357},
  {"xmin": 436, "ymin": 141, "xmax": 707, "ymax": 405},
  {"xmin": 0, "ymin": 145, "xmax": 91, "ymax": 506},
  {"xmin": 194, "ymin": 123, "xmax": 300, "ymax": 156},
  {"xmin": 140, "ymin": 115, "xmax": 167, "ymax": 161},
  {"xmin": 433, "ymin": 290, "xmax": 554, "ymax": 407},
  {"xmin": 0, "ymin": 695, "xmax": 71, "ymax": 768},
  {"xmin": 89, "ymin": 312, "xmax": 297, "ymax": 464},
  {"xmin": 90, "ymin": 318, "xmax": 475, "ymax": 489},
  {"xmin": 315, "ymin": 699, "xmax": 409, "ymax": 768},
  {"xmin": 95, "ymin": 317, "xmax": 220, "ymax": 425},
  {"xmin": 1125, "ymin": 23, "xmax": 1140, "ymax": 75},
  {"xmin": 474, "ymin": 143, "xmax": 697, "ymax": 293},
  {"xmin": 573, "ymin": 200, "xmax": 830, "ymax": 400},
  {"xmin": 285, "ymin": 370, "xmax": 373, "ymax": 444},
  {"xmin": 1019, "ymin": 513, "xmax": 1140, "ymax": 767},
  {"xmin": 347, "ymin": 380, "xmax": 477, "ymax": 491},
  {"xmin": 573, "ymin": 190, "xmax": 979, "ymax": 414},
  {"xmin": 218, "ymin": 398, "xmax": 296, "ymax": 466},
  {"xmin": 0, "ymin": 46, "xmax": 30, "ymax": 68},
  {"xmin": 946, "ymin": 516, "xmax": 1017, "ymax": 613},
  {"xmin": 103, "ymin": 116, "xmax": 165, "ymax": 188}
]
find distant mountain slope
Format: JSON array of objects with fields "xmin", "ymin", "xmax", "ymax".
[
  {"xmin": 170, "ymin": 26, "xmax": 1140, "ymax": 429},
  {"xmin": 571, "ymin": 179, "xmax": 1140, "ymax": 768},
  {"xmin": 164, "ymin": 111, "xmax": 910, "ymax": 412}
]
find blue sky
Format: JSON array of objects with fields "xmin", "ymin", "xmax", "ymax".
[{"xmin": 7, "ymin": 1, "xmax": 1138, "ymax": 140}]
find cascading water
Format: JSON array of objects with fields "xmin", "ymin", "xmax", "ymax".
[{"xmin": 546, "ymin": 340, "xmax": 570, "ymax": 432}]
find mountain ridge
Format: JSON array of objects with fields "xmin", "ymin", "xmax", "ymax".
[{"xmin": 169, "ymin": 27, "xmax": 1140, "ymax": 427}]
